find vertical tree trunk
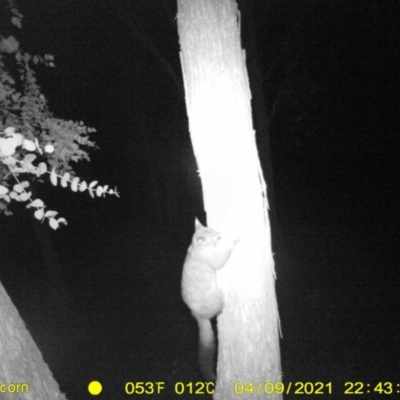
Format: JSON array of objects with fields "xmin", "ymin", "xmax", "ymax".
[
  {"xmin": 0, "ymin": 282, "xmax": 67, "ymax": 400},
  {"xmin": 177, "ymin": 0, "xmax": 282, "ymax": 398}
]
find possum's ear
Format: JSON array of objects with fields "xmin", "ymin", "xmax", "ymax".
[{"xmin": 195, "ymin": 218, "xmax": 204, "ymax": 230}]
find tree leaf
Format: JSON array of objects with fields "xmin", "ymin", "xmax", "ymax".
[
  {"xmin": 50, "ymin": 167, "xmax": 57, "ymax": 186},
  {"xmin": 13, "ymin": 183, "xmax": 24, "ymax": 193},
  {"xmin": 24, "ymin": 154, "xmax": 37, "ymax": 164},
  {"xmin": 0, "ymin": 36, "xmax": 19, "ymax": 53},
  {"xmin": 4, "ymin": 127, "xmax": 16, "ymax": 136},
  {"xmin": 23, "ymin": 139, "xmax": 36, "ymax": 151},
  {"xmin": 58, "ymin": 218, "xmax": 67, "ymax": 226},
  {"xmin": 37, "ymin": 162, "xmax": 47, "ymax": 177},
  {"xmin": 27, "ymin": 198, "xmax": 44, "ymax": 208},
  {"xmin": 2, "ymin": 156, "xmax": 17, "ymax": 166},
  {"xmin": 0, "ymin": 185, "xmax": 9, "ymax": 195},
  {"xmin": 79, "ymin": 180, "xmax": 87, "ymax": 192},
  {"xmin": 0, "ymin": 138, "xmax": 16, "ymax": 156},
  {"xmin": 44, "ymin": 210, "xmax": 58, "ymax": 218},
  {"xmin": 96, "ymin": 186, "xmax": 104, "ymax": 197},
  {"xmin": 20, "ymin": 191, "xmax": 32, "ymax": 201},
  {"xmin": 49, "ymin": 218, "xmax": 59, "ymax": 230},
  {"xmin": 35, "ymin": 138, "xmax": 43, "ymax": 155},
  {"xmin": 34, "ymin": 208, "xmax": 44, "ymax": 220},
  {"xmin": 61, "ymin": 172, "xmax": 70, "ymax": 188},
  {"xmin": 12, "ymin": 168, "xmax": 26, "ymax": 174},
  {"xmin": 71, "ymin": 177, "xmax": 80, "ymax": 192},
  {"xmin": 13, "ymin": 181, "xmax": 29, "ymax": 193}
]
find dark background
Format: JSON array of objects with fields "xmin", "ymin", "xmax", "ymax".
[{"xmin": 0, "ymin": 1, "xmax": 399, "ymax": 399}]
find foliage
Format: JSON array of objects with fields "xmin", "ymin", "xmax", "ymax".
[{"xmin": 0, "ymin": 3, "xmax": 118, "ymax": 229}]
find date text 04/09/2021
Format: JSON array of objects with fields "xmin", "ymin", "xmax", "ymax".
[{"xmin": 233, "ymin": 381, "xmax": 400, "ymax": 396}]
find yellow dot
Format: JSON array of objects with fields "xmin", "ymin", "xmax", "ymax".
[{"xmin": 88, "ymin": 381, "xmax": 103, "ymax": 396}]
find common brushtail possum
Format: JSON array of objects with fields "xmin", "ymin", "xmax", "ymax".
[{"xmin": 181, "ymin": 218, "xmax": 239, "ymax": 381}]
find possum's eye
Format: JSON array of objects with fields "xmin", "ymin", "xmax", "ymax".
[{"xmin": 196, "ymin": 236, "xmax": 206, "ymax": 245}]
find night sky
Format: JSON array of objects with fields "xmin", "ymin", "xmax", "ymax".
[{"xmin": 1, "ymin": 1, "xmax": 399, "ymax": 399}]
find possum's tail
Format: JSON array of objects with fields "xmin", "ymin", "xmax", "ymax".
[{"xmin": 197, "ymin": 318, "xmax": 216, "ymax": 381}]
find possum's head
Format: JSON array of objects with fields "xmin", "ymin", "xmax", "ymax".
[
  {"xmin": 193, "ymin": 219, "xmax": 220, "ymax": 245},
  {"xmin": 189, "ymin": 218, "xmax": 239, "ymax": 269}
]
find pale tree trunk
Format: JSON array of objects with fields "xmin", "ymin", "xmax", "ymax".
[
  {"xmin": 0, "ymin": 282, "xmax": 67, "ymax": 400},
  {"xmin": 177, "ymin": 0, "xmax": 282, "ymax": 398}
]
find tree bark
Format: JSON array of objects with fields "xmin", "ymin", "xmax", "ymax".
[
  {"xmin": 177, "ymin": 0, "xmax": 282, "ymax": 398},
  {"xmin": 0, "ymin": 281, "xmax": 67, "ymax": 400}
]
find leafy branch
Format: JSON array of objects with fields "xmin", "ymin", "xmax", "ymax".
[
  {"xmin": 0, "ymin": 126, "xmax": 119, "ymax": 229},
  {"xmin": 0, "ymin": 4, "xmax": 119, "ymax": 229}
]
